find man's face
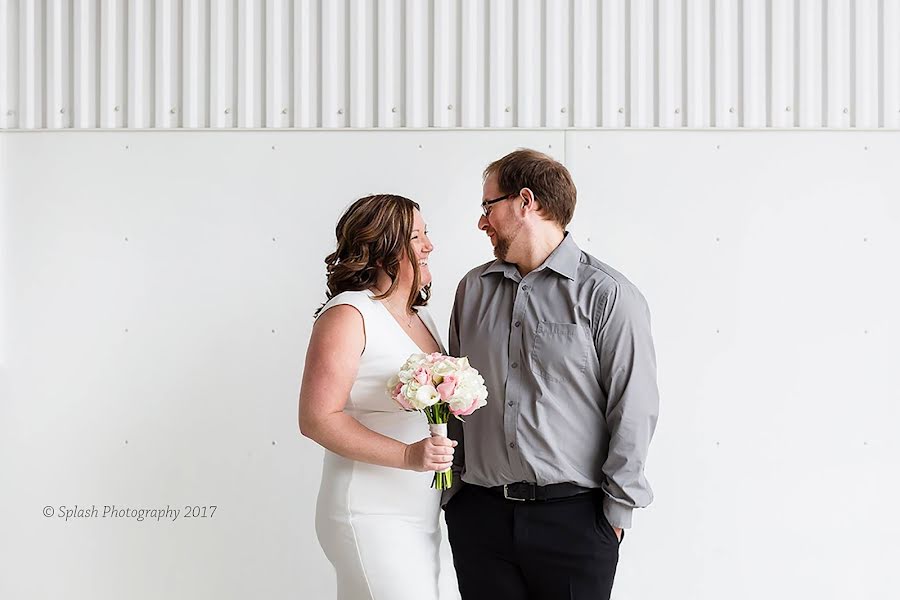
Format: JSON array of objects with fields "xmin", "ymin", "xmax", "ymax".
[{"xmin": 480, "ymin": 173, "xmax": 523, "ymax": 262}]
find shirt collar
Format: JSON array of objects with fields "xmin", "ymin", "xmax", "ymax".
[{"xmin": 480, "ymin": 232, "xmax": 581, "ymax": 281}]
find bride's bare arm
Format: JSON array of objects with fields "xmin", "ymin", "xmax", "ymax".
[{"xmin": 298, "ymin": 305, "xmax": 455, "ymax": 472}]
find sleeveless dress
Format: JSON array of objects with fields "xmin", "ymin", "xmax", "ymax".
[{"xmin": 314, "ymin": 290, "xmax": 449, "ymax": 600}]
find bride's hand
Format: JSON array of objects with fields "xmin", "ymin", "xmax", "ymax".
[{"xmin": 404, "ymin": 435, "xmax": 458, "ymax": 472}]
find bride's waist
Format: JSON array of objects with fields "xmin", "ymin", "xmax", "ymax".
[{"xmin": 345, "ymin": 409, "xmax": 429, "ymax": 442}]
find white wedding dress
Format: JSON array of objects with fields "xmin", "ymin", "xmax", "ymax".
[{"xmin": 314, "ymin": 290, "xmax": 456, "ymax": 600}]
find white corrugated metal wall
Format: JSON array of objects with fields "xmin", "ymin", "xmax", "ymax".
[{"xmin": 1, "ymin": 0, "xmax": 899, "ymax": 130}]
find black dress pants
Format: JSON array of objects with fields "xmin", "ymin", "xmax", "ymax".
[{"xmin": 445, "ymin": 485, "xmax": 621, "ymax": 600}]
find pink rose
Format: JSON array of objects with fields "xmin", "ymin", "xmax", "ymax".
[
  {"xmin": 450, "ymin": 393, "xmax": 486, "ymax": 417},
  {"xmin": 413, "ymin": 367, "xmax": 431, "ymax": 386},
  {"xmin": 436, "ymin": 375, "xmax": 458, "ymax": 401},
  {"xmin": 393, "ymin": 383, "xmax": 413, "ymax": 410},
  {"xmin": 450, "ymin": 397, "xmax": 477, "ymax": 416}
]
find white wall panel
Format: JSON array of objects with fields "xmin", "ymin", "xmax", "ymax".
[
  {"xmin": 1, "ymin": 0, "xmax": 18, "ymax": 129},
  {"xmin": 630, "ymin": 0, "xmax": 654, "ymax": 127},
  {"xmin": 73, "ymin": 0, "xmax": 98, "ymax": 129},
  {"xmin": 685, "ymin": 0, "xmax": 712, "ymax": 127},
  {"xmin": 657, "ymin": 0, "xmax": 683, "ymax": 128},
  {"xmin": 2, "ymin": 0, "xmax": 899, "ymax": 129},
  {"xmin": 128, "ymin": 0, "xmax": 153, "ymax": 128},
  {"xmin": 2, "ymin": 129, "xmax": 898, "ymax": 599},
  {"xmin": 267, "ymin": 0, "xmax": 292, "ymax": 128},
  {"xmin": 100, "ymin": 0, "xmax": 127, "ymax": 129},
  {"xmin": 516, "ymin": 0, "xmax": 539, "ymax": 127},
  {"xmin": 46, "ymin": 0, "xmax": 69, "ymax": 128},
  {"xmin": 886, "ymin": 0, "xmax": 900, "ymax": 129},
  {"xmin": 797, "ymin": 0, "xmax": 823, "ymax": 127},
  {"xmin": 769, "ymin": 0, "xmax": 795, "ymax": 127},
  {"xmin": 714, "ymin": 0, "xmax": 739, "ymax": 127},
  {"xmin": 544, "ymin": 0, "xmax": 569, "ymax": 127}
]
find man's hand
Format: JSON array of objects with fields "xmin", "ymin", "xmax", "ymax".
[{"xmin": 613, "ymin": 527, "xmax": 623, "ymax": 542}]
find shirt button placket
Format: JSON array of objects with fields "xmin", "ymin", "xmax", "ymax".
[{"xmin": 504, "ymin": 278, "xmax": 531, "ymax": 470}]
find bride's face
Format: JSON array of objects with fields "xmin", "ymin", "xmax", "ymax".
[{"xmin": 397, "ymin": 209, "xmax": 434, "ymax": 289}]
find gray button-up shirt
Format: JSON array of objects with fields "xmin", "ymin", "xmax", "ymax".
[{"xmin": 446, "ymin": 233, "xmax": 659, "ymax": 528}]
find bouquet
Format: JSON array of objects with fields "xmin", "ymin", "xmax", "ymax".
[{"xmin": 387, "ymin": 352, "xmax": 488, "ymax": 490}]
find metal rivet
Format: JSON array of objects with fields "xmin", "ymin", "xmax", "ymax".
[
  {"xmin": 271, "ymin": 329, "xmax": 276, "ymax": 333},
  {"xmin": 729, "ymin": 106, "xmax": 735, "ymax": 113},
  {"xmin": 674, "ymin": 108, "xmax": 680, "ymax": 114},
  {"xmin": 786, "ymin": 106, "xmax": 792, "ymax": 112},
  {"xmin": 418, "ymin": 144, "xmax": 423, "ymax": 149},
  {"xmin": 224, "ymin": 108, "xmax": 231, "ymax": 114},
  {"xmin": 170, "ymin": 107, "xmax": 176, "ymax": 114},
  {"xmin": 864, "ymin": 146, "xmax": 869, "ymax": 150},
  {"xmin": 114, "ymin": 105, "xmax": 120, "ymax": 112},
  {"xmin": 124, "ymin": 328, "xmax": 129, "ymax": 333},
  {"xmin": 587, "ymin": 145, "xmax": 592, "ymax": 149},
  {"xmin": 843, "ymin": 107, "xmax": 849, "ymax": 114},
  {"xmin": 561, "ymin": 107, "xmax": 567, "ymax": 113},
  {"xmin": 391, "ymin": 106, "xmax": 397, "ymax": 113},
  {"xmin": 272, "ymin": 237, "xmax": 276, "ymax": 241},
  {"xmin": 337, "ymin": 108, "xmax": 344, "ymax": 115},
  {"xmin": 281, "ymin": 107, "xmax": 288, "ymax": 115},
  {"xmin": 447, "ymin": 104, "xmax": 453, "ymax": 110},
  {"xmin": 618, "ymin": 107, "xmax": 624, "ymax": 114},
  {"xmin": 715, "ymin": 236, "xmax": 720, "ymax": 242},
  {"xmin": 124, "ymin": 236, "xmax": 129, "ymax": 241},
  {"xmin": 505, "ymin": 106, "xmax": 511, "ymax": 112},
  {"xmin": 59, "ymin": 107, "xmax": 66, "ymax": 114},
  {"xmin": 125, "ymin": 440, "xmax": 128, "ymax": 445},
  {"xmin": 863, "ymin": 237, "xmax": 868, "ymax": 242},
  {"xmin": 716, "ymin": 145, "xmax": 721, "ymax": 150},
  {"xmin": 124, "ymin": 145, "xmax": 129, "ymax": 150},
  {"xmin": 272, "ymin": 441, "xmax": 277, "ymax": 446},
  {"xmin": 271, "ymin": 145, "xmax": 276, "ymax": 150}
]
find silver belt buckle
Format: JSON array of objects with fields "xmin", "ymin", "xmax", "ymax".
[{"xmin": 503, "ymin": 484, "xmax": 526, "ymax": 501}]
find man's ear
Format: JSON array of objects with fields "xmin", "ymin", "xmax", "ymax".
[{"xmin": 520, "ymin": 187, "xmax": 536, "ymax": 210}]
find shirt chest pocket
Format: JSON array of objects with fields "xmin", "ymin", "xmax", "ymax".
[{"xmin": 530, "ymin": 322, "xmax": 589, "ymax": 383}]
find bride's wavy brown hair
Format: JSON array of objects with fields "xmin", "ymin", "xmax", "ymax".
[{"xmin": 315, "ymin": 194, "xmax": 430, "ymax": 317}]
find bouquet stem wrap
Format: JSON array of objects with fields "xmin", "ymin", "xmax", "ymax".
[{"xmin": 425, "ymin": 403, "xmax": 452, "ymax": 490}]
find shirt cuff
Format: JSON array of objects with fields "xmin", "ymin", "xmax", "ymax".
[{"xmin": 603, "ymin": 496, "xmax": 633, "ymax": 529}]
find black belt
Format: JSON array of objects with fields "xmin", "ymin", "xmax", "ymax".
[{"xmin": 488, "ymin": 482, "xmax": 593, "ymax": 502}]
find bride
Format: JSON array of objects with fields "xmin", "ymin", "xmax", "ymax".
[{"xmin": 298, "ymin": 194, "xmax": 457, "ymax": 600}]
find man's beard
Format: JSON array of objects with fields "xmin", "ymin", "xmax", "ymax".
[
  {"xmin": 494, "ymin": 237, "xmax": 509, "ymax": 260},
  {"xmin": 492, "ymin": 223, "xmax": 522, "ymax": 261}
]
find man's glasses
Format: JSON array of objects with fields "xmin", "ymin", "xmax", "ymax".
[{"xmin": 481, "ymin": 192, "xmax": 519, "ymax": 217}]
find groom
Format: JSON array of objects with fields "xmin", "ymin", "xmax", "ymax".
[{"xmin": 443, "ymin": 149, "xmax": 659, "ymax": 599}]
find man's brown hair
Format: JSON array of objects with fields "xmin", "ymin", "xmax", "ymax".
[{"xmin": 483, "ymin": 149, "xmax": 577, "ymax": 228}]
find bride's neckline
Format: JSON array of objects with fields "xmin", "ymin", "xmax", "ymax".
[{"xmin": 365, "ymin": 289, "xmax": 439, "ymax": 354}]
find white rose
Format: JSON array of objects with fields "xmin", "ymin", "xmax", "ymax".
[{"xmin": 431, "ymin": 359, "xmax": 457, "ymax": 378}]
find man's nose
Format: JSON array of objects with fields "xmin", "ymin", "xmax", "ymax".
[{"xmin": 478, "ymin": 214, "xmax": 489, "ymax": 230}]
